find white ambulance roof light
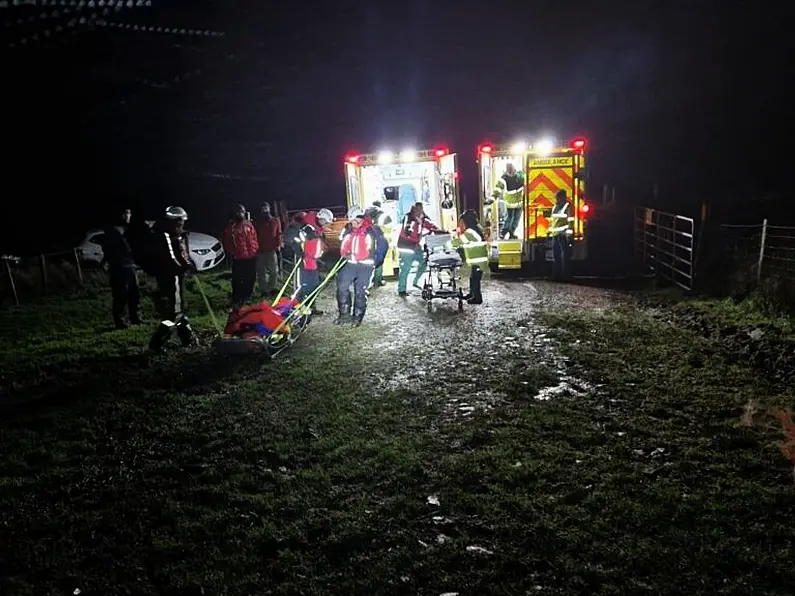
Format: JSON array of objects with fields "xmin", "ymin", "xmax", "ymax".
[
  {"xmin": 511, "ymin": 142, "xmax": 527, "ymax": 153},
  {"xmin": 377, "ymin": 151, "xmax": 394, "ymax": 164},
  {"xmin": 400, "ymin": 149, "xmax": 417, "ymax": 162},
  {"xmin": 536, "ymin": 139, "xmax": 554, "ymax": 154}
]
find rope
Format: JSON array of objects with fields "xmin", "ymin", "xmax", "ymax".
[{"xmin": 192, "ymin": 274, "xmax": 223, "ymax": 337}]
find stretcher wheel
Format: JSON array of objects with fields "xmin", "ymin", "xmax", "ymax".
[
  {"xmin": 427, "ymin": 298, "xmax": 432, "ymax": 313},
  {"xmin": 458, "ymin": 299, "xmax": 464, "ymax": 312}
]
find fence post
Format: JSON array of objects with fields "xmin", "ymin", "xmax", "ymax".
[
  {"xmin": 757, "ymin": 218, "xmax": 768, "ymax": 284},
  {"xmin": 4, "ymin": 258, "xmax": 19, "ymax": 306},
  {"xmin": 39, "ymin": 254, "xmax": 48, "ymax": 295},
  {"xmin": 73, "ymin": 247, "xmax": 84, "ymax": 286}
]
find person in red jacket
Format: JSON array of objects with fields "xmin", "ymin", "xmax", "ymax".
[
  {"xmin": 255, "ymin": 202, "xmax": 283, "ymax": 296},
  {"xmin": 335, "ymin": 206, "xmax": 377, "ymax": 326},
  {"xmin": 296, "ymin": 208, "xmax": 333, "ymax": 314},
  {"xmin": 223, "ymin": 203, "xmax": 259, "ymax": 307},
  {"xmin": 396, "ymin": 201, "xmax": 439, "ymax": 296}
]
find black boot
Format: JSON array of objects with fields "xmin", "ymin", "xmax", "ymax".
[
  {"xmin": 335, "ymin": 299, "xmax": 351, "ymax": 325},
  {"xmin": 467, "ymin": 267, "xmax": 483, "ymax": 305},
  {"xmin": 149, "ymin": 320, "xmax": 175, "ymax": 352},
  {"xmin": 176, "ymin": 317, "xmax": 197, "ymax": 347}
]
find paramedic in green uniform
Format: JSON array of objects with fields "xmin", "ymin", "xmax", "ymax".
[{"xmin": 456, "ymin": 209, "xmax": 489, "ymax": 304}]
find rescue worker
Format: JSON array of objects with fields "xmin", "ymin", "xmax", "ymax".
[
  {"xmin": 494, "ymin": 162, "xmax": 524, "ymax": 239},
  {"xmin": 365, "ymin": 199, "xmax": 392, "ymax": 288},
  {"xmin": 457, "ymin": 209, "xmax": 489, "ymax": 305},
  {"xmin": 147, "ymin": 206, "xmax": 197, "ymax": 354},
  {"xmin": 295, "ymin": 208, "xmax": 333, "ymax": 314},
  {"xmin": 548, "ymin": 189, "xmax": 575, "ymax": 280},
  {"xmin": 102, "ymin": 207, "xmax": 143, "ymax": 329},
  {"xmin": 396, "ymin": 201, "xmax": 439, "ymax": 297},
  {"xmin": 335, "ymin": 206, "xmax": 376, "ymax": 327},
  {"xmin": 255, "ymin": 201, "xmax": 282, "ymax": 296},
  {"xmin": 282, "ymin": 212, "xmax": 306, "ymax": 271},
  {"xmin": 223, "ymin": 203, "xmax": 259, "ymax": 307}
]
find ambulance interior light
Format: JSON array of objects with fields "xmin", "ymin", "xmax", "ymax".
[
  {"xmin": 400, "ymin": 149, "xmax": 417, "ymax": 162},
  {"xmin": 535, "ymin": 139, "xmax": 554, "ymax": 154}
]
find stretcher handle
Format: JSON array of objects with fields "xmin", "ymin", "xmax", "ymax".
[
  {"xmin": 272, "ymin": 259, "xmax": 301, "ymax": 307},
  {"xmin": 269, "ymin": 257, "xmax": 346, "ymax": 338}
]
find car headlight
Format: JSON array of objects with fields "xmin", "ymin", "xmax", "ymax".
[{"xmin": 193, "ymin": 248, "xmax": 211, "ymax": 256}]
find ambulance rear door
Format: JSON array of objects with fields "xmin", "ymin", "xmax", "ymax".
[
  {"xmin": 345, "ymin": 161, "xmax": 364, "ymax": 210},
  {"xmin": 438, "ymin": 152, "xmax": 460, "ymax": 232}
]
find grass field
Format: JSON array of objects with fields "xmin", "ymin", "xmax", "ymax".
[{"xmin": 1, "ymin": 273, "xmax": 794, "ymax": 595}]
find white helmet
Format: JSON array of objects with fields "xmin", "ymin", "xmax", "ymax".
[
  {"xmin": 165, "ymin": 205, "xmax": 188, "ymax": 221},
  {"xmin": 317, "ymin": 208, "xmax": 334, "ymax": 224},
  {"xmin": 347, "ymin": 206, "xmax": 365, "ymax": 219}
]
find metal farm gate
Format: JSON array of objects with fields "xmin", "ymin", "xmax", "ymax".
[{"xmin": 634, "ymin": 207, "xmax": 695, "ymax": 290}]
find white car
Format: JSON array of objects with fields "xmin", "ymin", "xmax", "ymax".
[{"xmin": 78, "ymin": 225, "xmax": 225, "ymax": 272}]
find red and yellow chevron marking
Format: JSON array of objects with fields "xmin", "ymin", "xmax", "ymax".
[{"xmin": 527, "ymin": 167, "xmax": 573, "ymax": 240}]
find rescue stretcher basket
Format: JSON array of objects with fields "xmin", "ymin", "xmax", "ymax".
[
  {"xmin": 213, "ymin": 300, "xmax": 313, "ymax": 359},
  {"xmin": 205, "ymin": 256, "xmax": 346, "ymax": 360},
  {"xmin": 421, "ymin": 232, "xmax": 465, "ymax": 313}
]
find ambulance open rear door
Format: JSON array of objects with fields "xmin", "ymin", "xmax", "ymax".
[
  {"xmin": 437, "ymin": 151, "xmax": 460, "ymax": 233},
  {"xmin": 477, "ymin": 143, "xmax": 524, "ymax": 269}
]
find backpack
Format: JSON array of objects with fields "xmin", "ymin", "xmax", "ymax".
[{"xmin": 370, "ymin": 225, "xmax": 389, "ymax": 267}]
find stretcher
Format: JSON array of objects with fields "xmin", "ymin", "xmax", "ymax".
[
  {"xmin": 195, "ymin": 257, "xmax": 345, "ymax": 359},
  {"xmin": 421, "ymin": 232, "xmax": 465, "ymax": 312}
]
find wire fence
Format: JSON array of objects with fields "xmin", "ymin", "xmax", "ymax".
[
  {"xmin": 0, "ymin": 247, "xmax": 105, "ymax": 307},
  {"xmin": 719, "ymin": 220, "xmax": 795, "ymax": 282}
]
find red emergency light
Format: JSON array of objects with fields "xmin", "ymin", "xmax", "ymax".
[
  {"xmin": 434, "ymin": 147, "xmax": 449, "ymax": 157},
  {"xmin": 570, "ymin": 137, "xmax": 587, "ymax": 150},
  {"xmin": 478, "ymin": 143, "xmax": 493, "ymax": 154},
  {"xmin": 345, "ymin": 154, "xmax": 360, "ymax": 164}
]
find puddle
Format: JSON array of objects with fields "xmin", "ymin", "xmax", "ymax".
[{"xmin": 352, "ymin": 280, "xmax": 600, "ymax": 422}]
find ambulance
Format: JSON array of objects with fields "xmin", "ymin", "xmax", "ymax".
[
  {"xmin": 341, "ymin": 147, "xmax": 461, "ymax": 277},
  {"xmin": 477, "ymin": 137, "xmax": 591, "ymax": 270}
]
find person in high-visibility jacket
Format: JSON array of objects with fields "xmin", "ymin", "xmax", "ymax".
[
  {"xmin": 548, "ymin": 189, "xmax": 575, "ymax": 280},
  {"xmin": 336, "ymin": 206, "xmax": 377, "ymax": 326},
  {"xmin": 493, "ymin": 162, "xmax": 524, "ymax": 239},
  {"xmin": 365, "ymin": 200, "xmax": 393, "ymax": 288},
  {"xmin": 456, "ymin": 209, "xmax": 488, "ymax": 304}
]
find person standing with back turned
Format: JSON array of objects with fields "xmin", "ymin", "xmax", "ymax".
[{"xmin": 102, "ymin": 207, "xmax": 143, "ymax": 329}]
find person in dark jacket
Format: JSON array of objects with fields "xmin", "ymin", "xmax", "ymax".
[
  {"xmin": 101, "ymin": 207, "xmax": 142, "ymax": 329},
  {"xmin": 281, "ymin": 212, "xmax": 306, "ymax": 272},
  {"xmin": 147, "ymin": 206, "xmax": 197, "ymax": 354}
]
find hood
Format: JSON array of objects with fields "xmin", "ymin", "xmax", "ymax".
[
  {"xmin": 187, "ymin": 231, "xmax": 221, "ymax": 248},
  {"xmin": 302, "ymin": 211, "xmax": 319, "ymax": 229}
]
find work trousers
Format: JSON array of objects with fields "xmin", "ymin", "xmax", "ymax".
[
  {"xmin": 109, "ymin": 265, "xmax": 142, "ymax": 326},
  {"xmin": 256, "ymin": 250, "xmax": 280, "ymax": 294},
  {"xmin": 336, "ymin": 261, "xmax": 374, "ymax": 322},
  {"xmin": 231, "ymin": 257, "xmax": 257, "ymax": 306}
]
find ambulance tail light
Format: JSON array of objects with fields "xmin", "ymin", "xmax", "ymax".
[
  {"xmin": 580, "ymin": 203, "xmax": 591, "ymax": 218},
  {"xmin": 570, "ymin": 137, "xmax": 587, "ymax": 151}
]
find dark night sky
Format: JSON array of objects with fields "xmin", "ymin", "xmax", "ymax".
[{"xmin": 2, "ymin": 0, "xmax": 793, "ymax": 253}]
